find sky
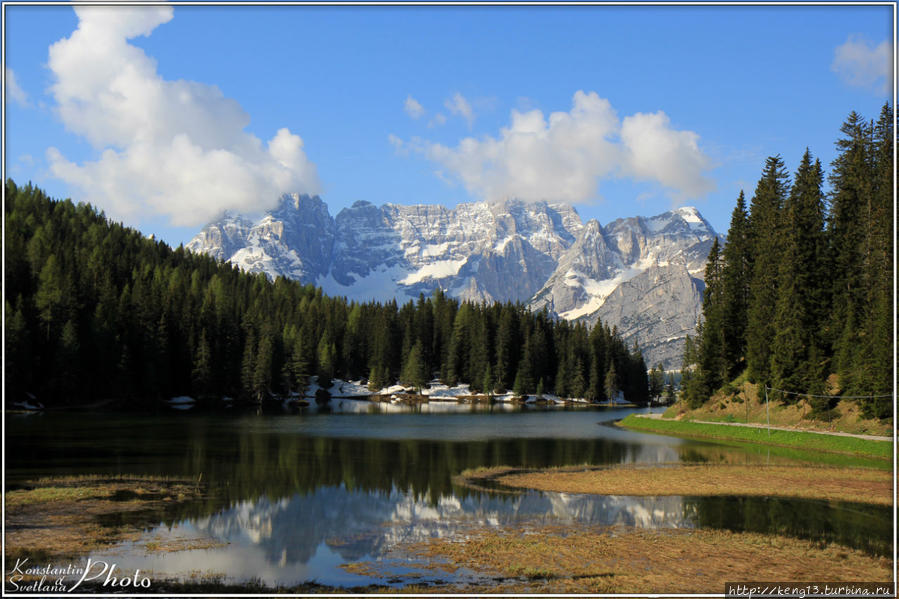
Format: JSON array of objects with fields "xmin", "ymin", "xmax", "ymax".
[{"xmin": 3, "ymin": 3, "xmax": 895, "ymax": 248}]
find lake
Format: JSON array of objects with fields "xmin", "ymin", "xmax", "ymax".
[{"xmin": 5, "ymin": 404, "xmax": 891, "ymax": 588}]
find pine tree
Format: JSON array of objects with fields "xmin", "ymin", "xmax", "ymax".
[
  {"xmin": 745, "ymin": 155, "xmax": 789, "ymax": 384},
  {"xmin": 192, "ymin": 328, "xmax": 214, "ymax": 397},
  {"xmin": 770, "ymin": 150, "xmax": 827, "ymax": 397},
  {"xmin": 649, "ymin": 364, "xmax": 665, "ymax": 401},
  {"xmin": 367, "ymin": 365, "xmax": 383, "ymax": 393},
  {"xmin": 34, "ymin": 254, "xmax": 67, "ymax": 339},
  {"xmin": 604, "ymin": 362, "xmax": 618, "ymax": 403},
  {"xmin": 720, "ymin": 191, "xmax": 751, "ymax": 378},
  {"xmin": 587, "ymin": 321, "xmax": 606, "ymax": 402},
  {"xmin": 856, "ymin": 103, "xmax": 893, "ymax": 417},
  {"xmin": 697, "ymin": 237, "xmax": 727, "ymax": 396},
  {"xmin": 241, "ymin": 328, "xmax": 257, "ymax": 398},
  {"xmin": 828, "ymin": 112, "xmax": 872, "ymax": 366},
  {"xmin": 493, "ymin": 306, "xmax": 516, "ymax": 392},
  {"xmin": 317, "ymin": 330, "xmax": 337, "ymax": 381},
  {"xmin": 400, "ymin": 340, "xmax": 427, "ymax": 394},
  {"xmin": 253, "ymin": 332, "xmax": 274, "ymax": 401},
  {"xmin": 512, "ymin": 367, "xmax": 525, "ymax": 397},
  {"xmin": 482, "ymin": 364, "xmax": 493, "ymax": 397},
  {"xmin": 570, "ymin": 355, "xmax": 587, "ymax": 400},
  {"xmin": 554, "ymin": 346, "xmax": 570, "ymax": 398}
]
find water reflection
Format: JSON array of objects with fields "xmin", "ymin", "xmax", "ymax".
[
  {"xmin": 112, "ymin": 487, "xmax": 692, "ymax": 587},
  {"xmin": 110, "ymin": 485, "xmax": 891, "ymax": 588},
  {"xmin": 7, "ymin": 408, "xmax": 892, "ymax": 588},
  {"xmin": 685, "ymin": 495, "xmax": 892, "ymax": 557}
]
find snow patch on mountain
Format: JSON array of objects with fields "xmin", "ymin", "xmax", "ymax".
[
  {"xmin": 319, "ymin": 264, "xmax": 410, "ymax": 303},
  {"xmin": 400, "ymin": 258, "xmax": 469, "ymax": 285},
  {"xmin": 187, "ymin": 194, "xmax": 720, "ymax": 369}
]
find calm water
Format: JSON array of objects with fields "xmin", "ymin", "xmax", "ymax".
[{"xmin": 6, "ymin": 404, "xmax": 892, "ymax": 588}]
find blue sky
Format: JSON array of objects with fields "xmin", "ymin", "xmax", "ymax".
[{"xmin": 4, "ymin": 3, "xmax": 894, "ymax": 247}]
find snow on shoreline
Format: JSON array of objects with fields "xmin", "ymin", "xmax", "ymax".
[
  {"xmin": 150, "ymin": 378, "xmax": 634, "ymax": 410},
  {"xmin": 305, "ymin": 377, "xmax": 615, "ymax": 406}
]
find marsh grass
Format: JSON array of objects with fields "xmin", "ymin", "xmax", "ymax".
[
  {"xmin": 488, "ymin": 463, "xmax": 891, "ymax": 506},
  {"xmin": 401, "ymin": 525, "xmax": 891, "ymax": 593},
  {"xmin": 4, "ymin": 474, "xmax": 205, "ymax": 565}
]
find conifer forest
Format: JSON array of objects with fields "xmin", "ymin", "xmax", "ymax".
[
  {"xmin": 682, "ymin": 104, "xmax": 894, "ymax": 419},
  {"xmin": 4, "ymin": 179, "xmax": 648, "ymax": 407}
]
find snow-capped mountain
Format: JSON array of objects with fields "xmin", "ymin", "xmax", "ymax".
[
  {"xmin": 528, "ymin": 207, "xmax": 717, "ymax": 368},
  {"xmin": 186, "ymin": 195, "xmax": 720, "ymax": 369}
]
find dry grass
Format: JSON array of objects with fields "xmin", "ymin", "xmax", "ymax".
[
  {"xmin": 400, "ymin": 525, "xmax": 892, "ymax": 593},
  {"xmin": 5, "ymin": 475, "xmax": 204, "ymax": 563},
  {"xmin": 667, "ymin": 382, "xmax": 893, "ymax": 437},
  {"xmin": 486, "ymin": 464, "xmax": 892, "ymax": 506},
  {"xmin": 143, "ymin": 537, "xmax": 227, "ymax": 553}
]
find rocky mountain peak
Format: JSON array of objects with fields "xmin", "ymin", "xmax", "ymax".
[{"xmin": 187, "ymin": 196, "xmax": 719, "ymax": 369}]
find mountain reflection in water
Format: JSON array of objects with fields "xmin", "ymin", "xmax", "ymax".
[
  {"xmin": 112, "ymin": 484, "xmax": 891, "ymax": 588},
  {"xmin": 7, "ymin": 408, "xmax": 892, "ymax": 588},
  {"xmin": 112, "ymin": 487, "xmax": 691, "ymax": 587}
]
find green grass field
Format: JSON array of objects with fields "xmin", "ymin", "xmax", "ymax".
[{"xmin": 619, "ymin": 414, "xmax": 893, "ymax": 461}]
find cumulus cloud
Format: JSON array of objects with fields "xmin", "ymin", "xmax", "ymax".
[
  {"xmin": 620, "ymin": 111, "xmax": 713, "ymax": 198},
  {"xmin": 832, "ymin": 35, "xmax": 892, "ymax": 94},
  {"xmin": 445, "ymin": 92, "xmax": 474, "ymax": 128},
  {"xmin": 5, "ymin": 67, "xmax": 29, "ymax": 106},
  {"xmin": 402, "ymin": 90, "xmax": 713, "ymax": 204},
  {"xmin": 45, "ymin": 5, "xmax": 319, "ymax": 227},
  {"xmin": 404, "ymin": 95, "xmax": 425, "ymax": 119}
]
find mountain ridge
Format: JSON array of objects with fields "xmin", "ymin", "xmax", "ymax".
[{"xmin": 186, "ymin": 195, "xmax": 721, "ymax": 369}]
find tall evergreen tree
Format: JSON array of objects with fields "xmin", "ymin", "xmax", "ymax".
[
  {"xmin": 649, "ymin": 364, "xmax": 665, "ymax": 401},
  {"xmin": 252, "ymin": 332, "xmax": 275, "ymax": 400},
  {"xmin": 745, "ymin": 155, "xmax": 789, "ymax": 384},
  {"xmin": 770, "ymin": 150, "xmax": 827, "ymax": 398},
  {"xmin": 400, "ymin": 340, "xmax": 427, "ymax": 394},
  {"xmin": 720, "ymin": 191, "xmax": 751, "ymax": 378},
  {"xmin": 827, "ymin": 111, "xmax": 872, "ymax": 363},
  {"xmin": 849, "ymin": 103, "xmax": 894, "ymax": 416},
  {"xmin": 604, "ymin": 362, "xmax": 618, "ymax": 403},
  {"xmin": 192, "ymin": 328, "xmax": 214, "ymax": 397},
  {"xmin": 698, "ymin": 237, "xmax": 727, "ymax": 395}
]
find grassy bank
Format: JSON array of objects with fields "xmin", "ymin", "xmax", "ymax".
[
  {"xmin": 664, "ymin": 380, "xmax": 893, "ymax": 436},
  {"xmin": 619, "ymin": 414, "xmax": 892, "ymax": 460},
  {"xmin": 485, "ymin": 464, "xmax": 892, "ymax": 506},
  {"xmin": 5, "ymin": 475, "xmax": 206, "ymax": 564},
  {"xmin": 387, "ymin": 526, "xmax": 891, "ymax": 593}
]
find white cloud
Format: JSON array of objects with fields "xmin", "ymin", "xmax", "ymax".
[
  {"xmin": 832, "ymin": 35, "xmax": 892, "ymax": 94},
  {"xmin": 404, "ymin": 95, "xmax": 425, "ymax": 119},
  {"xmin": 444, "ymin": 92, "xmax": 474, "ymax": 128},
  {"xmin": 387, "ymin": 133, "xmax": 409, "ymax": 156},
  {"xmin": 428, "ymin": 113, "xmax": 447, "ymax": 128},
  {"xmin": 45, "ymin": 5, "xmax": 319, "ymax": 227},
  {"xmin": 620, "ymin": 111, "xmax": 713, "ymax": 198},
  {"xmin": 5, "ymin": 67, "xmax": 29, "ymax": 106},
  {"xmin": 403, "ymin": 90, "xmax": 713, "ymax": 204}
]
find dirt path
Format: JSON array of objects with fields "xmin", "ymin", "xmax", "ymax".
[{"xmin": 632, "ymin": 413, "xmax": 893, "ymax": 441}]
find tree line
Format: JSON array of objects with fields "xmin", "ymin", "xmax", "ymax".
[
  {"xmin": 682, "ymin": 104, "xmax": 893, "ymax": 419},
  {"xmin": 4, "ymin": 179, "xmax": 649, "ymax": 407}
]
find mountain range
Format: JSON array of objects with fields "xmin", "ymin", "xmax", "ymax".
[{"xmin": 186, "ymin": 195, "xmax": 720, "ymax": 369}]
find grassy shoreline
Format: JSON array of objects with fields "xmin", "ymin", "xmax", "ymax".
[
  {"xmin": 618, "ymin": 414, "xmax": 893, "ymax": 459},
  {"xmin": 393, "ymin": 525, "xmax": 891, "ymax": 594},
  {"xmin": 5, "ymin": 475, "xmax": 207, "ymax": 566},
  {"xmin": 467, "ymin": 463, "xmax": 892, "ymax": 506}
]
